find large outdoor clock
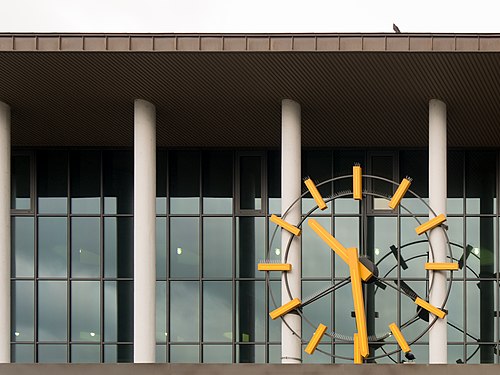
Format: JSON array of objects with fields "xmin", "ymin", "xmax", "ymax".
[{"xmin": 258, "ymin": 165, "xmax": 458, "ymax": 363}]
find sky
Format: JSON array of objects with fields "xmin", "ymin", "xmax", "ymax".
[{"xmin": 1, "ymin": 0, "xmax": 499, "ymax": 34}]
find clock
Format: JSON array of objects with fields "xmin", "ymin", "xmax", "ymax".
[{"xmin": 258, "ymin": 164, "xmax": 457, "ymax": 363}]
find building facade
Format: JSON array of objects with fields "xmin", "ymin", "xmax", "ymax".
[{"xmin": 1, "ymin": 32, "xmax": 500, "ymax": 365}]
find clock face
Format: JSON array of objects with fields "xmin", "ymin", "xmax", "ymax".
[{"xmin": 261, "ymin": 165, "xmax": 457, "ymax": 363}]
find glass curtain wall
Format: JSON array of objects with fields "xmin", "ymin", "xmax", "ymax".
[{"xmin": 10, "ymin": 149, "xmax": 500, "ymax": 364}]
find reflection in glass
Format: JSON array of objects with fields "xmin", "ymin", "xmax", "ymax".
[
  {"xmin": 237, "ymin": 344, "xmax": 265, "ymax": 363},
  {"xmin": 104, "ymin": 217, "xmax": 133, "ymax": 278},
  {"xmin": 156, "ymin": 281, "xmax": 167, "ymax": 343},
  {"xmin": 237, "ymin": 281, "xmax": 265, "ymax": 353},
  {"xmin": 104, "ymin": 281, "xmax": 133, "ymax": 343},
  {"xmin": 400, "ymin": 217, "xmax": 428, "ymax": 278},
  {"xmin": 156, "ymin": 345, "xmax": 167, "ymax": 362},
  {"xmin": 302, "ymin": 281, "xmax": 331, "ymax": 340},
  {"xmin": 70, "ymin": 151, "xmax": 100, "ymax": 214},
  {"xmin": 72, "ymin": 282, "xmax": 100, "ymax": 342},
  {"xmin": 302, "ymin": 151, "xmax": 332, "ymax": 214},
  {"xmin": 203, "ymin": 345, "xmax": 232, "ymax": 363},
  {"xmin": 446, "ymin": 282, "xmax": 463, "ymax": 342},
  {"xmin": 170, "ymin": 218, "xmax": 199, "ymax": 278},
  {"xmin": 239, "ymin": 156, "xmax": 262, "ymax": 210},
  {"xmin": 38, "ymin": 281, "xmax": 67, "ymax": 341},
  {"xmin": 11, "ymin": 154, "xmax": 31, "ymax": 210},
  {"xmin": 12, "ymin": 281, "xmax": 34, "ymax": 341},
  {"xmin": 170, "ymin": 345, "xmax": 199, "ymax": 363},
  {"xmin": 71, "ymin": 345, "xmax": 100, "ymax": 363},
  {"xmin": 268, "ymin": 345, "xmax": 281, "ymax": 363},
  {"xmin": 203, "ymin": 151, "xmax": 233, "ymax": 214},
  {"xmin": 38, "ymin": 217, "xmax": 67, "ymax": 277},
  {"xmin": 170, "ymin": 151, "xmax": 200, "ymax": 214},
  {"xmin": 170, "ymin": 282, "xmax": 199, "ymax": 342},
  {"xmin": 204, "ymin": 218, "xmax": 232, "ymax": 278},
  {"xmin": 11, "ymin": 344, "xmax": 34, "ymax": 363},
  {"xmin": 103, "ymin": 151, "xmax": 133, "ymax": 214},
  {"xmin": 72, "ymin": 218, "xmax": 100, "ymax": 278},
  {"xmin": 156, "ymin": 217, "xmax": 167, "ymax": 279},
  {"xmin": 203, "ymin": 282, "xmax": 232, "ymax": 342},
  {"xmin": 104, "ymin": 344, "xmax": 133, "ymax": 363},
  {"xmin": 268, "ymin": 281, "xmax": 281, "ymax": 342},
  {"xmin": 38, "ymin": 344, "xmax": 67, "ymax": 363},
  {"xmin": 466, "ymin": 151, "xmax": 496, "ymax": 215},
  {"xmin": 156, "ymin": 151, "xmax": 167, "ymax": 215},
  {"xmin": 268, "ymin": 151, "xmax": 281, "ymax": 214},
  {"xmin": 466, "ymin": 217, "xmax": 496, "ymax": 278},
  {"xmin": 37, "ymin": 151, "xmax": 68, "ymax": 214},
  {"xmin": 12, "ymin": 217, "xmax": 34, "ymax": 277},
  {"xmin": 237, "ymin": 217, "xmax": 265, "ymax": 279},
  {"xmin": 369, "ymin": 217, "xmax": 397, "ymax": 278},
  {"xmin": 303, "ymin": 217, "xmax": 331, "ymax": 277}
]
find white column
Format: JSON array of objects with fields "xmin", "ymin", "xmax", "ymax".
[
  {"xmin": 134, "ymin": 99, "xmax": 156, "ymax": 363},
  {"xmin": 281, "ymin": 99, "xmax": 301, "ymax": 363},
  {"xmin": 0, "ymin": 101, "xmax": 10, "ymax": 363},
  {"xmin": 428, "ymin": 99, "xmax": 447, "ymax": 363}
]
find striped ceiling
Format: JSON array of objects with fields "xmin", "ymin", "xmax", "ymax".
[{"xmin": 1, "ymin": 33, "xmax": 500, "ymax": 148}]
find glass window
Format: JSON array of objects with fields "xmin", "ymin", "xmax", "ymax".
[
  {"xmin": 103, "ymin": 344, "xmax": 133, "ymax": 363},
  {"xmin": 203, "ymin": 218, "xmax": 232, "ymax": 278},
  {"xmin": 156, "ymin": 217, "xmax": 167, "ymax": 279},
  {"xmin": 371, "ymin": 154, "xmax": 395, "ymax": 210},
  {"xmin": 70, "ymin": 151, "xmax": 100, "ymax": 214},
  {"xmin": 103, "ymin": 151, "xmax": 133, "ymax": 215},
  {"xmin": 169, "ymin": 151, "xmax": 200, "ymax": 214},
  {"xmin": 170, "ymin": 281, "xmax": 199, "ymax": 342},
  {"xmin": 104, "ymin": 281, "xmax": 133, "ymax": 343},
  {"xmin": 466, "ymin": 151, "xmax": 496, "ymax": 215},
  {"xmin": 38, "ymin": 281, "xmax": 67, "ymax": 341},
  {"xmin": 104, "ymin": 217, "xmax": 133, "ymax": 278},
  {"xmin": 302, "ymin": 151, "xmax": 332, "ymax": 214},
  {"xmin": 12, "ymin": 281, "xmax": 34, "ymax": 342},
  {"xmin": 38, "ymin": 344, "xmax": 67, "ymax": 363},
  {"xmin": 156, "ymin": 281, "xmax": 167, "ymax": 343},
  {"xmin": 466, "ymin": 217, "xmax": 496, "ymax": 278},
  {"xmin": 203, "ymin": 345, "xmax": 232, "ymax": 363},
  {"xmin": 203, "ymin": 281, "xmax": 232, "ymax": 342},
  {"xmin": 302, "ymin": 281, "xmax": 332, "ymax": 340},
  {"xmin": 239, "ymin": 155, "xmax": 262, "ymax": 211},
  {"xmin": 203, "ymin": 151, "xmax": 233, "ymax": 214},
  {"xmin": 400, "ymin": 151, "xmax": 428, "ymax": 215},
  {"xmin": 72, "ymin": 281, "xmax": 100, "ymax": 342},
  {"xmin": 11, "ymin": 154, "xmax": 32, "ymax": 210},
  {"xmin": 72, "ymin": 217, "xmax": 100, "ymax": 278},
  {"xmin": 170, "ymin": 345, "xmax": 199, "ymax": 363},
  {"xmin": 236, "ymin": 344, "xmax": 265, "ymax": 363},
  {"xmin": 268, "ymin": 281, "xmax": 281, "ymax": 342},
  {"xmin": 448, "ymin": 151, "xmax": 464, "ymax": 214},
  {"xmin": 37, "ymin": 151, "xmax": 68, "ymax": 214},
  {"xmin": 236, "ymin": 281, "xmax": 265, "ymax": 343},
  {"xmin": 236, "ymin": 217, "xmax": 265, "ymax": 279},
  {"xmin": 11, "ymin": 217, "xmax": 34, "ymax": 277},
  {"xmin": 333, "ymin": 150, "xmax": 364, "ymax": 214},
  {"xmin": 268, "ymin": 151, "xmax": 281, "ymax": 214},
  {"xmin": 156, "ymin": 345, "xmax": 167, "ymax": 362},
  {"xmin": 333, "ymin": 217, "xmax": 359, "ymax": 278},
  {"xmin": 11, "ymin": 344, "xmax": 34, "ymax": 363},
  {"xmin": 170, "ymin": 218, "xmax": 199, "ymax": 278},
  {"xmin": 369, "ymin": 217, "xmax": 397, "ymax": 278},
  {"xmin": 71, "ymin": 345, "xmax": 100, "ymax": 363},
  {"xmin": 156, "ymin": 151, "xmax": 167, "ymax": 215},
  {"xmin": 38, "ymin": 217, "xmax": 67, "ymax": 278},
  {"xmin": 302, "ymin": 217, "xmax": 331, "ymax": 277}
]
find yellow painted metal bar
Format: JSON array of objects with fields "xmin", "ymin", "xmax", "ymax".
[
  {"xmin": 269, "ymin": 298, "xmax": 301, "ymax": 320},
  {"xmin": 304, "ymin": 323, "xmax": 328, "ymax": 355},
  {"xmin": 353, "ymin": 165, "xmax": 362, "ymax": 200},
  {"xmin": 414, "ymin": 297, "xmax": 446, "ymax": 319},
  {"xmin": 347, "ymin": 248, "xmax": 369, "ymax": 358},
  {"xmin": 424, "ymin": 262, "xmax": 459, "ymax": 271},
  {"xmin": 270, "ymin": 214, "xmax": 301, "ymax": 237},
  {"xmin": 415, "ymin": 214, "xmax": 447, "ymax": 235},
  {"xmin": 353, "ymin": 333, "xmax": 362, "ymax": 364},
  {"xmin": 307, "ymin": 219, "xmax": 373, "ymax": 282},
  {"xmin": 389, "ymin": 323, "xmax": 411, "ymax": 353},
  {"xmin": 304, "ymin": 178, "xmax": 327, "ymax": 211},
  {"xmin": 258, "ymin": 263, "xmax": 292, "ymax": 271},
  {"xmin": 388, "ymin": 178, "xmax": 412, "ymax": 209}
]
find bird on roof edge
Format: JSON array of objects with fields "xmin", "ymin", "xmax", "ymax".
[{"xmin": 393, "ymin": 23, "xmax": 401, "ymax": 33}]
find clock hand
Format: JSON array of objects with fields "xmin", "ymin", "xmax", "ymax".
[
  {"xmin": 347, "ymin": 247, "xmax": 369, "ymax": 358},
  {"xmin": 308, "ymin": 218, "xmax": 373, "ymax": 282},
  {"xmin": 300, "ymin": 277, "xmax": 350, "ymax": 308}
]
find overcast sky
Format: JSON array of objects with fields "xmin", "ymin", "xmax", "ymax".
[{"xmin": 1, "ymin": 0, "xmax": 499, "ymax": 34}]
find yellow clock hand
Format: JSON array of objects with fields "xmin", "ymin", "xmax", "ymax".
[
  {"xmin": 347, "ymin": 247, "xmax": 369, "ymax": 358},
  {"xmin": 308, "ymin": 218, "xmax": 373, "ymax": 282}
]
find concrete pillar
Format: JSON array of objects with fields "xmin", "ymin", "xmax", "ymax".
[
  {"xmin": 281, "ymin": 99, "xmax": 301, "ymax": 363},
  {"xmin": 0, "ymin": 101, "xmax": 10, "ymax": 363},
  {"xmin": 428, "ymin": 99, "xmax": 447, "ymax": 363},
  {"xmin": 133, "ymin": 99, "xmax": 156, "ymax": 363}
]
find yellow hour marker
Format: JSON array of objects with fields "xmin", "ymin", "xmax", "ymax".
[
  {"xmin": 424, "ymin": 262, "xmax": 459, "ymax": 271},
  {"xmin": 304, "ymin": 323, "xmax": 328, "ymax": 355},
  {"xmin": 270, "ymin": 214, "xmax": 301, "ymax": 236},
  {"xmin": 414, "ymin": 297, "xmax": 446, "ymax": 319},
  {"xmin": 389, "ymin": 323, "xmax": 411, "ymax": 353},
  {"xmin": 353, "ymin": 165, "xmax": 362, "ymax": 200},
  {"xmin": 388, "ymin": 178, "xmax": 412, "ymax": 209},
  {"xmin": 304, "ymin": 178, "xmax": 327, "ymax": 211},
  {"xmin": 415, "ymin": 214, "xmax": 446, "ymax": 235},
  {"xmin": 257, "ymin": 263, "xmax": 292, "ymax": 271},
  {"xmin": 269, "ymin": 298, "xmax": 301, "ymax": 320}
]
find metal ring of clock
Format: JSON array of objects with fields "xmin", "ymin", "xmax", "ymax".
[{"xmin": 267, "ymin": 173, "xmax": 454, "ymax": 361}]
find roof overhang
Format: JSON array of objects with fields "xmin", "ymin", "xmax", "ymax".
[{"xmin": 1, "ymin": 33, "xmax": 500, "ymax": 147}]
